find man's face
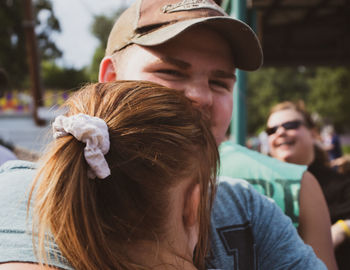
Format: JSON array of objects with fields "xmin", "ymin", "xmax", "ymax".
[{"xmin": 111, "ymin": 27, "xmax": 236, "ymax": 145}]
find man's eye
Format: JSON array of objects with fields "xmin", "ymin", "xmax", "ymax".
[
  {"xmin": 210, "ymin": 80, "xmax": 231, "ymax": 91},
  {"xmin": 155, "ymin": 69, "xmax": 184, "ymax": 77}
]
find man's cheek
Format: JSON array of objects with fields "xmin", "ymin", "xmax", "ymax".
[{"xmin": 222, "ymin": 96, "xmax": 233, "ymax": 122}]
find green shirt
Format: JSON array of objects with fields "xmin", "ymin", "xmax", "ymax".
[{"xmin": 219, "ymin": 141, "xmax": 307, "ymax": 227}]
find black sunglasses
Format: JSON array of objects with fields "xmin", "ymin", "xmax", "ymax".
[{"xmin": 266, "ymin": 120, "xmax": 304, "ymax": 136}]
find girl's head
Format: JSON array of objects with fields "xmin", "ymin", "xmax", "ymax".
[
  {"xmin": 266, "ymin": 101, "xmax": 316, "ymax": 165},
  {"xmin": 31, "ymin": 81, "xmax": 218, "ymax": 270}
]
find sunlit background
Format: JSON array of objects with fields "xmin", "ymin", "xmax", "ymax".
[
  {"xmin": 0, "ymin": 0, "xmax": 349, "ymax": 156},
  {"xmin": 50, "ymin": 0, "xmax": 134, "ymax": 69}
]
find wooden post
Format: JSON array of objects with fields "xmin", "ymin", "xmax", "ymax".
[{"xmin": 23, "ymin": 0, "xmax": 45, "ymax": 126}]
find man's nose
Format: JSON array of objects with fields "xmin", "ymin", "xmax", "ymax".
[{"xmin": 184, "ymin": 81, "xmax": 213, "ymax": 109}]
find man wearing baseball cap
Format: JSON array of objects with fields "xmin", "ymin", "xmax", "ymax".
[
  {"xmin": 0, "ymin": 0, "xmax": 331, "ymax": 269},
  {"xmin": 99, "ymin": 0, "xmax": 333, "ymax": 268}
]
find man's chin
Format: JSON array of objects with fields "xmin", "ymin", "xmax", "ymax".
[
  {"xmin": 214, "ymin": 131, "xmax": 226, "ymax": 146},
  {"xmin": 216, "ymin": 137, "xmax": 224, "ymax": 146}
]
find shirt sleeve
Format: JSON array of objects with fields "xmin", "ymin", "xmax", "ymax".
[{"xmin": 0, "ymin": 160, "xmax": 72, "ymax": 269}]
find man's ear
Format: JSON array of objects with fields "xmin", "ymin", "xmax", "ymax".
[
  {"xmin": 99, "ymin": 56, "xmax": 116, "ymax": 82},
  {"xmin": 183, "ymin": 183, "xmax": 200, "ymax": 228}
]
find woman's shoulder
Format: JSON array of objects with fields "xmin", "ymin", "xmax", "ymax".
[
  {"xmin": 0, "ymin": 160, "xmax": 37, "ymax": 194},
  {"xmin": 0, "ymin": 160, "xmax": 37, "ymax": 172}
]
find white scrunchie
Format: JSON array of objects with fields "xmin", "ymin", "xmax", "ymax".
[{"xmin": 52, "ymin": 113, "xmax": 111, "ymax": 179}]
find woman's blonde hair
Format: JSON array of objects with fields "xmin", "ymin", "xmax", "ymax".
[{"xmin": 29, "ymin": 81, "xmax": 218, "ymax": 270}]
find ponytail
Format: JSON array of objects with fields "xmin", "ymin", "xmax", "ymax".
[{"xmin": 29, "ymin": 81, "xmax": 218, "ymax": 270}]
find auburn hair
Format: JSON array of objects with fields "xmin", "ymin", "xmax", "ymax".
[
  {"xmin": 29, "ymin": 81, "xmax": 219, "ymax": 270},
  {"xmin": 269, "ymin": 100, "xmax": 316, "ymax": 129}
]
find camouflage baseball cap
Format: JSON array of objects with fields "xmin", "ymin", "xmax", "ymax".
[{"xmin": 106, "ymin": 0, "xmax": 263, "ymax": 71}]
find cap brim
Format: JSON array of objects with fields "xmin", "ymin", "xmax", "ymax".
[{"xmin": 131, "ymin": 16, "xmax": 263, "ymax": 71}]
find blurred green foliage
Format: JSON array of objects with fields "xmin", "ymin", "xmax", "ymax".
[
  {"xmin": 247, "ymin": 67, "xmax": 350, "ymax": 135},
  {"xmin": 307, "ymin": 68, "xmax": 350, "ymax": 131},
  {"xmin": 2, "ymin": 1, "xmax": 348, "ymax": 134},
  {"xmin": 88, "ymin": 47, "xmax": 105, "ymax": 82},
  {"xmin": 88, "ymin": 8, "xmax": 126, "ymax": 81},
  {"xmin": 0, "ymin": 0, "xmax": 61, "ymax": 89},
  {"xmin": 41, "ymin": 61, "xmax": 89, "ymax": 90},
  {"xmin": 247, "ymin": 67, "xmax": 310, "ymax": 134}
]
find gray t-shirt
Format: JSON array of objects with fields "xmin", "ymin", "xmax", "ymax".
[
  {"xmin": 0, "ymin": 160, "xmax": 72, "ymax": 269},
  {"xmin": 0, "ymin": 160, "xmax": 326, "ymax": 269},
  {"xmin": 207, "ymin": 177, "xmax": 326, "ymax": 269}
]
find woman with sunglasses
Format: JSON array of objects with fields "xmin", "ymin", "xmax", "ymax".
[
  {"xmin": 266, "ymin": 102, "xmax": 316, "ymax": 166},
  {"xmin": 267, "ymin": 101, "xmax": 350, "ymax": 270},
  {"xmin": 220, "ymin": 103, "xmax": 336, "ymax": 268}
]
